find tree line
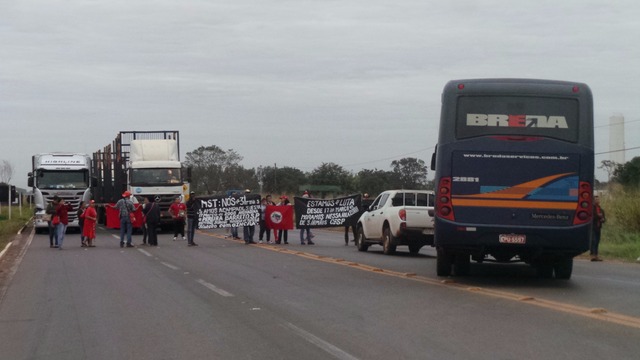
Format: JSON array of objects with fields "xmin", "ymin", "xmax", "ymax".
[{"xmin": 183, "ymin": 145, "xmax": 432, "ymax": 197}]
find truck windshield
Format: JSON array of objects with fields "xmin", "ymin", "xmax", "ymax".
[
  {"xmin": 131, "ymin": 168, "xmax": 182, "ymax": 186},
  {"xmin": 37, "ymin": 170, "xmax": 89, "ymax": 189}
]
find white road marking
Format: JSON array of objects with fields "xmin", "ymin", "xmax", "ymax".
[
  {"xmin": 161, "ymin": 262, "xmax": 180, "ymax": 270},
  {"xmin": 283, "ymin": 322, "xmax": 360, "ymax": 360},
  {"xmin": 138, "ymin": 249, "xmax": 152, "ymax": 257},
  {"xmin": 196, "ymin": 279, "xmax": 234, "ymax": 297}
]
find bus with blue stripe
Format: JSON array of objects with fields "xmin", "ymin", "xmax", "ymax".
[{"xmin": 431, "ymin": 79, "xmax": 594, "ymax": 279}]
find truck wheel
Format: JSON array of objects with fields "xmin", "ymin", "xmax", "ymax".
[
  {"xmin": 554, "ymin": 257, "xmax": 573, "ymax": 280},
  {"xmin": 382, "ymin": 227, "xmax": 396, "ymax": 255},
  {"xmin": 436, "ymin": 248, "xmax": 452, "ymax": 276},
  {"xmin": 356, "ymin": 227, "xmax": 369, "ymax": 252},
  {"xmin": 454, "ymin": 253, "xmax": 471, "ymax": 276},
  {"xmin": 408, "ymin": 244, "xmax": 422, "ymax": 255}
]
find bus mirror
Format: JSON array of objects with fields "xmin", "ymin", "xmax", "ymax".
[
  {"xmin": 27, "ymin": 177, "xmax": 33, "ymax": 187},
  {"xmin": 430, "ymin": 152, "xmax": 436, "ymax": 171}
]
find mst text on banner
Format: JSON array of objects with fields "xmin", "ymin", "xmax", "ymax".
[
  {"xmin": 294, "ymin": 195, "xmax": 361, "ymax": 228},
  {"xmin": 195, "ymin": 193, "xmax": 261, "ymax": 229}
]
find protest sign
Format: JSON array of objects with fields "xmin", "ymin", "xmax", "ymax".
[
  {"xmin": 195, "ymin": 193, "xmax": 261, "ymax": 229},
  {"xmin": 294, "ymin": 195, "xmax": 361, "ymax": 228}
]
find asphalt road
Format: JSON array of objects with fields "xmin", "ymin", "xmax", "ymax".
[{"xmin": 0, "ymin": 226, "xmax": 639, "ymax": 360}]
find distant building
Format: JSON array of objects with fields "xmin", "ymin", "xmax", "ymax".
[{"xmin": 609, "ymin": 114, "xmax": 625, "ymax": 164}]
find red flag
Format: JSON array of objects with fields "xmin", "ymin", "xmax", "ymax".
[
  {"xmin": 265, "ymin": 205, "xmax": 294, "ymax": 230},
  {"xmin": 105, "ymin": 203, "xmax": 143, "ymax": 229}
]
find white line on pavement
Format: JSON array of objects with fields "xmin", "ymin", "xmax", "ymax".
[
  {"xmin": 196, "ymin": 279, "xmax": 234, "ymax": 297},
  {"xmin": 161, "ymin": 262, "xmax": 180, "ymax": 270},
  {"xmin": 282, "ymin": 322, "xmax": 360, "ymax": 360},
  {"xmin": 138, "ymin": 249, "xmax": 152, "ymax": 257}
]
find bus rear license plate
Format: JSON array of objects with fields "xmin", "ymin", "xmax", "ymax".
[{"xmin": 499, "ymin": 234, "xmax": 526, "ymax": 244}]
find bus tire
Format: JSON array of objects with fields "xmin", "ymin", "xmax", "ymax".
[
  {"xmin": 382, "ymin": 227, "xmax": 396, "ymax": 255},
  {"xmin": 554, "ymin": 257, "xmax": 573, "ymax": 280},
  {"xmin": 536, "ymin": 262, "xmax": 554, "ymax": 279},
  {"xmin": 437, "ymin": 248, "xmax": 453, "ymax": 276},
  {"xmin": 356, "ymin": 227, "xmax": 369, "ymax": 252},
  {"xmin": 454, "ymin": 253, "xmax": 471, "ymax": 276}
]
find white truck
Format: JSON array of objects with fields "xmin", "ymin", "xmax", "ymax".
[
  {"xmin": 28, "ymin": 153, "xmax": 96, "ymax": 233},
  {"xmin": 355, "ymin": 190, "xmax": 435, "ymax": 255},
  {"xmin": 92, "ymin": 131, "xmax": 190, "ymax": 228}
]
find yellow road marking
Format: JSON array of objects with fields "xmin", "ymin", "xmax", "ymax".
[{"xmin": 200, "ymin": 231, "xmax": 640, "ymax": 330}]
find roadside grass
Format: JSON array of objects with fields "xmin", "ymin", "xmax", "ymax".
[
  {"xmin": 599, "ymin": 187, "xmax": 640, "ymax": 262},
  {"xmin": 0, "ymin": 206, "xmax": 33, "ymax": 250}
]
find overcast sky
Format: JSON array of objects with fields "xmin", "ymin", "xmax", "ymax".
[{"xmin": 2, "ymin": 0, "xmax": 639, "ymax": 189}]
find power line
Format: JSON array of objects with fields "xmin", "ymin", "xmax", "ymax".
[{"xmin": 595, "ymin": 145, "xmax": 640, "ymax": 156}]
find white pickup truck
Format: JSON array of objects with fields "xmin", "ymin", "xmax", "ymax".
[{"xmin": 355, "ymin": 190, "xmax": 435, "ymax": 255}]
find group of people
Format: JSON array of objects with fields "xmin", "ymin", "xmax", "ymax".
[
  {"xmin": 116, "ymin": 190, "xmax": 198, "ymax": 248},
  {"xmin": 46, "ymin": 196, "xmax": 96, "ymax": 250}
]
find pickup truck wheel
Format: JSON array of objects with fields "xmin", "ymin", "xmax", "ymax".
[
  {"xmin": 436, "ymin": 248, "xmax": 452, "ymax": 276},
  {"xmin": 356, "ymin": 227, "xmax": 369, "ymax": 252},
  {"xmin": 382, "ymin": 227, "xmax": 396, "ymax": 255}
]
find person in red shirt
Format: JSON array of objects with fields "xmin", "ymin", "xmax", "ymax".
[
  {"xmin": 591, "ymin": 195, "xmax": 606, "ymax": 261},
  {"xmin": 82, "ymin": 200, "xmax": 98, "ymax": 247},
  {"xmin": 55, "ymin": 198, "xmax": 73, "ymax": 250},
  {"xmin": 169, "ymin": 197, "xmax": 187, "ymax": 241}
]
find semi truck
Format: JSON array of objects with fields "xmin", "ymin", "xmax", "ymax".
[
  {"xmin": 28, "ymin": 153, "xmax": 96, "ymax": 233},
  {"xmin": 92, "ymin": 131, "xmax": 190, "ymax": 228}
]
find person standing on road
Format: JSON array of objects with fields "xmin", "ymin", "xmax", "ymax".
[
  {"xmin": 169, "ymin": 196, "xmax": 187, "ymax": 241},
  {"xmin": 243, "ymin": 189, "xmax": 256, "ymax": 244},
  {"xmin": 143, "ymin": 196, "xmax": 161, "ymax": 246},
  {"xmin": 77, "ymin": 201, "xmax": 86, "ymax": 247},
  {"xmin": 186, "ymin": 191, "xmax": 199, "ymax": 246},
  {"xmin": 259, "ymin": 195, "xmax": 275, "ymax": 244},
  {"xmin": 82, "ymin": 200, "xmax": 97, "ymax": 247},
  {"xmin": 115, "ymin": 191, "xmax": 136, "ymax": 248},
  {"xmin": 299, "ymin": 191, "xmax": 314, "ymax": 245},
  {"xmin": 55, "ymin": 198, "xmax": 73, "ymax": 250},
  {"xmin": 591, "ymin": 195, "xmax": 606, "ymax": 261},
  {"xmin": 277, "ymin": 196, "xmax": 290, "ymax": 244},
  {"xmin": 46, "ymin": 197, "xmax": 60, "ymax": 248},
  {"xmin": 140, "ymin": 197, "xmax": 150, "ymax": 246}
]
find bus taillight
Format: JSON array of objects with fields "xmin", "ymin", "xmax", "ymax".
[
  {"xmin": 573, "ymin": 181, "xmax": 592, "ymax": 225},
  {"xmin": 437, "ymin": 177, "xmax": 455, "ymax": 221}
]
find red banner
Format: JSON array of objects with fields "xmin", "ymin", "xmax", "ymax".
[
  {"xmin": 265, "ymin": 205, "xmax": 294, "ymax": 230},
  {"xmin": 105, "ymin": 203, "xmax": 144, "ymax": 229}
]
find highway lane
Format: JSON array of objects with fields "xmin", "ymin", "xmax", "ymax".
[{"xmin": 0, "ymin": 226, "xmax": 639, "ymax": 359}]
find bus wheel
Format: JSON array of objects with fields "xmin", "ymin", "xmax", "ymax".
[
  {"xmin": 437, "ymin": 248, "xmax": 453, "ymax": 276},
  {"xmin": 536, "ymin": 263, "xmax": 554, "ymax": 279},
  {"xmin": 554, "ymin": 257, "xmax": 573, "ymax": 280},
  {"xmin": 454, "ymin": 253, "xmax": 471, "ymax": 276},
  {"xmin": 356, "ymin": 227, "xmax": 369, "ymax": 252},
  {"xmin": 382, "ymin": 227, "xmax": 396, "ymax": 255}
]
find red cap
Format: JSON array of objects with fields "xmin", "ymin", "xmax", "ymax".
[{"xmin": 122, "ymin": 191, "xmax": 132, "ymax": 197}]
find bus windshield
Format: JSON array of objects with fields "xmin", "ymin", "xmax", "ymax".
[{"xmin": 456, "ymin": 96, "xmax": 579, "ymax": 142}]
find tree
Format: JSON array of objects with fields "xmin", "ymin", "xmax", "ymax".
[
  {"xmin": 183, "ymin": 145, "xmax": 243, "ymax": 194},
  {"xmin": 0, "ymin": 160, "xmax": 13, "ymax": 184},
  {"xmin": 259, "ymin": 165, "xmax": 306, "ymax": 195},
  {"xmin": 353, "ymin": 168, "xmax": 393, "ymax": 197},
  {"xmin": 308, "ymin": 162, "xmax": 354, "ymax": 193},
  {"xmin": 390, "ymin": 157, "xmax": 428, "ymax": 189},
  {"xmin": 598, "ymin": 160, "xmax": 618, "ymax": 182},
  {"xmin": 613, "ymin": 156, "xmax": 640, "ymax": 188},
  {"xmin": 222, "ymin": 165, "xmax": 259, "ymax": 191}
]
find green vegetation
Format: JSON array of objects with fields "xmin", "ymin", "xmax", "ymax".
[
  {"xmin": 0, "ymin": 206, "xmax": 32, "ymax": 249},
  {"xmin": 599, "ymin": 186, "xmax": 640, "ymax": 262}
]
